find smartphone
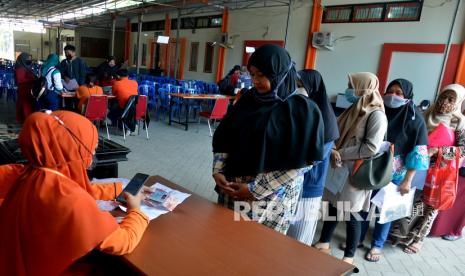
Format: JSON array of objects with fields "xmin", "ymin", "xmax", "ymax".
[{"xmin": 116, "ymin": 173, "xmax": 150, "ymax": 204}]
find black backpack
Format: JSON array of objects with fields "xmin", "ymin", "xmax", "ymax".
[{"xmin": 31, "ymin": 67, "xmax": 55, "ymax": 100}]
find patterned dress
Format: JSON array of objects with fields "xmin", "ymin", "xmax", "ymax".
[{"xmin": 213, "ymin": 153, "xmax": 306, "ymax": 234}]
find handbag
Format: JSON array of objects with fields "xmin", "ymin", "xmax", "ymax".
[
  {"xmin": 422, "ymin": 148, "xmax": 460, "ymax": 210},
  {"xmin": 428, "ymin": 123, "xmax": 455, "ymax": 148},
  {"xmin": 351, "ymin": 111, "xmax": 393, "ymax": 190}
]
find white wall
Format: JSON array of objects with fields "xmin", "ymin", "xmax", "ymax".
[
  {"xmin": 316, "ymin": 0, "xmax": 465, "ymax": 101},
  {"xmin": 13, "ymin": 29, "xmax": 58, "ymax": 60},
  {"xmin": 226, "ymin": 1, "xmax": 312, "ymax": 73}
]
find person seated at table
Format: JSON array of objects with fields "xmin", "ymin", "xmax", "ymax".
[
  {"xmin": 109, "ymin": 69, "xmax": 138, "ymax": 126},
  {"xmin": 76, "ymin": 73, "xmax": 104, "ymax": 114},
  {"xmin": 0, "ymin": 111, "xmax": 149, "ymax": 275},
  {"xmin": 62, "ymin": 74, "xmax": 79, "ymax": 92},
  {"xmin": 96, "ymin": 71, "xmax": 115, "ymax": 88}
]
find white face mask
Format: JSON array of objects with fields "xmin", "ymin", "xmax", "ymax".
[{"xmin": 383, "ymin": 95, "xmax": 409, "ymax": 108}]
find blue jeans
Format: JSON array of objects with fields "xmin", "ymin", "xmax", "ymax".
[
  {"xmin": 359, "ymin": 189, "xmax": 391, "ymax": 249},
  {"xmin": 37, "ymin": 92, "xmax": 60, "ymax": 111}
]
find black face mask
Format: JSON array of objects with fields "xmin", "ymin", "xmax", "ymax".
[{"xmin": 25, "ymin": 60, "xmax": 32, "ymax": 66}]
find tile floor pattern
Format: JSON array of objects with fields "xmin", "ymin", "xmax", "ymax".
[{"xmin": 1, "ymin": 98, "xmax": 464, "ymax": 275}]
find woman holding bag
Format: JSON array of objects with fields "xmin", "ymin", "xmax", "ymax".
[
  {"xmin": 313, "ymin": 72, "xmax": 388, "ymax": 265},
  {"xmin": 359, "ymin": 79, "xmax": 429, "ymax": 262},
  {"xmin": 400, "ymin": 84, "xmax": 465, "ymax": 254}
]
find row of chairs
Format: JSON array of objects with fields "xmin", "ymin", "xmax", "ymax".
[{"xmin": 84, "ymin": 95, "xmax": 149, "ymax": 141}]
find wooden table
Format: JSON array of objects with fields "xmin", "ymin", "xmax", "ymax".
[
  {"xmin": 60, "ymin": 92, "xmax": 116, "ymax": 99},
  {"xmin": 60, "ymin": 93, "xmax": 116, "ymax": 110},
  {"xmin": 168, "ymin": 93, "xmax": 233, "ymax": 131},
  {"xmin": 119, "ymin": 175, "xmax": 355, "ymax": 275}
]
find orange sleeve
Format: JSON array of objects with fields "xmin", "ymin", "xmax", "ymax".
[
  {"xmin": 97, "ymin": 209, "xmax": 149, "ymax": 255},
  {"xmin": 90, "ymin": 182, "xmax": 123, "ymax": 200}
]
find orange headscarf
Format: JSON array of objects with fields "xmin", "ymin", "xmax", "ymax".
[{"xmin": 0, "ymin": 111, "xmax": 118, "ymax": 276}]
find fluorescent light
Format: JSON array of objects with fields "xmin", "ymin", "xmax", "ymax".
[
  {"xmin": 157, "ymin": 35, "xmax": 170, "ymax": 44},
  {"xmin": 245, "ymin": 46, "xmax": 255, "ymax": 53}
]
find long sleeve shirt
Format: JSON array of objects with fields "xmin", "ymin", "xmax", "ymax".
[{"xmin": 90, "ymin": 182, "xmax": 149, "ymax": 255}]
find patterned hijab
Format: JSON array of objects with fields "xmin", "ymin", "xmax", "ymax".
[
  {"xmin": 335, "ymin": 72, "xmax": 384, "ymax": 149},
  {"xmin": 425, "ymin": 84, "xmax": 465, "ymax": 132}
]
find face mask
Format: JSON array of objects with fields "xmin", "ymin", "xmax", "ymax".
[
  {"xmin": 383, "ymin": 95, "xmax": 409, "ymax": 108},
  {"xmin": 345, "ymin": 88, "xmax": 359, "ymax": 103},
  {"xmin": 25, "ymin": 60, "xmax": 32, "ymax": 66}
]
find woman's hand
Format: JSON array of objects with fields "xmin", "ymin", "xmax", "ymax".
[
  {"xmin": 398, "ymin": 180, "xmax": 411, "ymax": 196},
  {"xmin": 428, "ymin": 147, "xmax": 439, "ymax": 157},
  {"xmin": 213, "ymin": 173, "xmax": 234, "ymax": 192},
  {"xmin": 330, "ymin": 149, "xmax": 342, "ymax": 168},
  {"xmin": 125, "ymin": 187, "xmax": 149, "ymax": 211},
  {"xmin": 226, "ymin": 183, "xmax": 256, "ymax": 201}
]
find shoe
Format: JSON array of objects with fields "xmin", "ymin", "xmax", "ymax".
[{"xmin": 442, "ymin": 235, "xmax": 462, "ymax": 241}]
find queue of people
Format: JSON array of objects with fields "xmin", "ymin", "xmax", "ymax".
[{"xmin": 1, "ymin": 43, "xmax": 465, "ymax": 274}]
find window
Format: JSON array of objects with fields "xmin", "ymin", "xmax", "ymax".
[
  {"xmin": 196, "ymin": 17, "xmax": 209, "ymax": 28},
  {"xmin": 141, "ymin": 44, "xmax": 147, "ymax": 66},
  {"xmin": 353, "ymin": 5, "xmax": 384, "ymax": 22},
  {"xmin": 324, "ymin": 7, "xmax": 352, "ymax": 23},
  {"xmin": 132, "ymin": 16, "xmax": 222, "ymax": 32},
  {"xmin": 322, "ymin": 1, "xmax": 422, "ymax": 23},
  {"xmin": 189, "ymin": 42, "xmax": 199, "ymax": 72},
  {"xmin": 385, "ymin": 2, "xmax": 421, "ymax": 21},
  {"xmin": 203, "ymin": 42, "xmax": 214, "ymax": 73},
  {"xmin": 211, "ymin": 17, "xmax": 222, "ymax": 27},
  {"xmin": 81, "ymin": 37, "xmax": 109, "ymax": 58}
]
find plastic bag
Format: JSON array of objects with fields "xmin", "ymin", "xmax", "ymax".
[
  {"xmin": 423, "ymin": 148, "xmax": 459, "ymax": 210},
  {"xmin": 371, "ymin": 182, "xmax": 416, "ymax": 224}
]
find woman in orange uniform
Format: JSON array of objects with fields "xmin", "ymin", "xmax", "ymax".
[
  {"xmin": 76, "ymin": 73, "xmax": 103, "ymax": 113},
  {"xmin": 0, "ymin": 110, "xmax": 149, "ymax": 275}
]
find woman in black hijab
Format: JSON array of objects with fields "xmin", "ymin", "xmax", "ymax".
[
  {"xmin": 359, "ymin": 78, "xmax": 429, "ymax": 261},
  {"xmin": 14, "ymin": 52, "xmax": 36, "ymax": 123},
  {"xmin": 287, "ymin": 69, "xmax": 339, "ymax": 244},
  {"xmin": 212, "ymin": 44, "xmax": 325, "ymax": 234}
]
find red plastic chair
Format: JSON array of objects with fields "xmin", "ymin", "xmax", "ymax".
[
  {"xmin": 199, "ymin": 97, "xmax": 229, "ymax": 136},
  {"xmin": 85, "ymin": 95, "xmax": 110, "ymax": 139},
  {"xmin": 136, "ymin": 95, "xmax": 149, "ymax": 140}
]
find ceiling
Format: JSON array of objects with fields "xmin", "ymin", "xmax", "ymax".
[{"xmin": 0, "ymin": 0, "xmax": 291, "ymax": 29}]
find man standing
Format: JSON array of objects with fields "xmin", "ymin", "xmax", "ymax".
[{"xmin": 60, "ymin": 45, "xmax": 87, "ymax": 86}]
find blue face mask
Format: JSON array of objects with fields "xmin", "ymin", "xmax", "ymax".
[
  {"xmin": 345, "ymin": 88, "xmax": 359, "ymax": 103},
  {"xmin": 383, "ymin": 95, "xmax": 409, "ymax": 108}
]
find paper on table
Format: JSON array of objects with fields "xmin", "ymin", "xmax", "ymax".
[
  {"xmin": 119, "ymin": 182, "xmax": 191, "ymax": 221},
  {"xmin": 325, "ymin": 166, "xmax": 349, "ymax": 195}
]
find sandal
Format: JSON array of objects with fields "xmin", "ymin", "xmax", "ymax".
[
  {"xmin": 365, "ymin": 248, "xmax": 382, "ymax": 262},
  {"xmin": 403, "ymin": 243, "xmax": 421, "ymax": 254},
  {"xmin": 312, "ymin": 243, "xmax": 331, "ymax": 255}
]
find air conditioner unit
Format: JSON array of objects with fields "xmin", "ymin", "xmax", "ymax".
[{"xmin": 312, "ymin": 32, "xmax": 334, "ymax": 50}]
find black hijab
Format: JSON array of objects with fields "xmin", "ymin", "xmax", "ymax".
[
  {"xmin": 384, "ymin": 78, "xmax": 428, "ymax": 155},
  {"xmin": 213, "ymin": 44, "xmax": 325, "ymax": 177},
  {"xmin": 15, "ymin": 52, "xmax": 33, "ymax": 72},
  {"xmin": 298, "ymin": 69, "xmax": 339, "ymax": 143}
]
